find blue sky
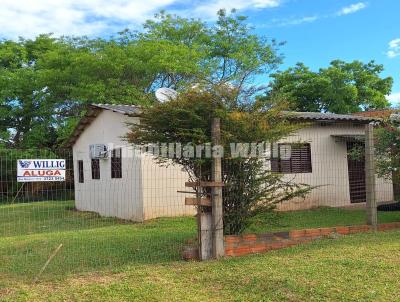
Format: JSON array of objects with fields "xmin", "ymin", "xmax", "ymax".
[
  {"xmin": 1, "ymin": 0, "xmax": 399, "ymax": 105},
  {"xmin": 250, "ymin": 0, "xmax": 400, "ymax": 106}
]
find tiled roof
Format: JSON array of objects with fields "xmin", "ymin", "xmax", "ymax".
[
  {"xmin": 353, "ymin": 109, "xmax": 397, "ymax": 119},
  {"xmin": 65, "ymin": 105, "xmax": 379, "ymax": 147},
  {"xmin": 285, "ymin": 111, "xmax": 379, "ymax": 123}
]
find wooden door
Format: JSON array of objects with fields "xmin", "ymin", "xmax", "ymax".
[{"xmin": 347, "ymin": 142, "xmax": 366, "ymax": 203}]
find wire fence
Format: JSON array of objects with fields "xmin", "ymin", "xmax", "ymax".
[
  {"xmin": 0, "ymin": 121, "xmax": 399, "ymax": 280},
  {"xmin": 213, "ymin": 120, "xmax": 399, "ymax": 251},
  {"xmin": 0, "ymin": 148, "xmax": 196, "ymax": 280},
  {"xmin": 220, "ymin": 122, "xmax": 399, "ymax": 237}
]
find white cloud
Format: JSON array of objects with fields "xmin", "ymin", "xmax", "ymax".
[
  {"xmin": 389, "ymin": 39, "xmax": 400, "ymax": 48},
  {"xmin": 0, "ymin": 0, "xmax": 179, "ymax": 38},
  {"xmin": 387, "ymin": 50, "xmax": 399, "ymax": 58},
  {"xmin": 259, "ymin": 15, "xmax": 319, "ymax": 28},
  {"xmin": 276, "ymin": 15, "xmax": 319, "ymax": 26},
  {"xmin": 387, "ymin": 92, "xmax": 400, "ymax": 105},
  {"xmin": 192, "ymin": 0, "xmax": 281, "ymax": 19},
  {"xmin": 386, "ymin": 38, "xmax": 400, "ymax": 58},
  {"xmin": 337, "ymin": 2, "xmax": 367, "ymax": 16},
  {"xmin": 259, "ymin": 1, "xmax": 370, "ymax": 29},
  {"xmin": 0, "ymin": 0, "xmax": 282, "ymax": 38}
]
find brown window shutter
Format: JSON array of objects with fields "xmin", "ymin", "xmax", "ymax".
[{"xmin": 291, "ymin": 144, "xmax": 312, "ymax": 173}]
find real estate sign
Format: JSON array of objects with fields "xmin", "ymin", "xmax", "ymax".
[{"xmin": 17, "ymin": 159, "xmax": 66, "ymax": 182}]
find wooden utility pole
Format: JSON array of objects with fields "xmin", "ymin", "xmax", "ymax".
[
  {"xmin": 199, "ymin": 210, "xmax": 213, "ymax": 260},
  {"xmin": 365, "ymin": 123, "xmax": 378, "ymax": 230},
  {"xmin": 211, "ymin": 118, "xmax": 225, "ymax": 258},
  {"xmin": 183, "ymin": 118, "xmax": 225, "ymax": 260}
]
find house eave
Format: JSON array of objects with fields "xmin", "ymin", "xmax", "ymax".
[{"xmin": 63, "ymin": 103, "xmax": 141, "ymax": 148}]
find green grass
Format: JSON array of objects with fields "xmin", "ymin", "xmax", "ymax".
[
  {"xmin": 245, "ymin": 206, "xmax": 400, "ymax": 233},
  {"xmin": 1, "ymin": 201, "xmax": 400, "ymax": 301},
  {"xmin": 0, "ymin": 201, "xmax": 118, "ymax": 236},
  {"xmin": 0, "ymin": 201, "xmax": 196, "ymax": 280},
  {"xmin": 2, "ymin": 231, "xmax": 400, "ymax": 301}
]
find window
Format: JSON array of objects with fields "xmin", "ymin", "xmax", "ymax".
[
  {"xmin": 111, "ymin": 148, "xmax": 122, "ymax": 178},
  {"xmin": 78, "ymin": 160, "xmax": 84, "ymax": 183},
  {"xmin": 271, "ymin": 143, "xmax": 312, "ymax": 173},
  {"xmin": 91, "ymin": 159, "xmax": 100, "ymax": 179}
]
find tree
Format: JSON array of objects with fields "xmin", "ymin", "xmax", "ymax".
[
  {"xmin": 375, "ymin": 116, "xmax": 400, "ymax": 201},
  {"xmin": 0, "ymin": 10, "xmax": 283, "ymax": 148},
  {"xmin": 266, "ymin": 60, "xmax": 393, "ymax": 114},
  {"xmin": 127, "ymin": 89, "xmax": 311, "ymax": 235},
  {"xmin": 135, "ymin": 9, "xmax": 283, "ymax": 101},
  {"xmin": 0, "ymin": 35, "xmax": 62, "ymax": 148},
  {"xmin": 129, "ymin": 11, "xmax": 310, "ymax": 234}
]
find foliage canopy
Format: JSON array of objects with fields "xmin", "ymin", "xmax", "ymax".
[
  {"xmin": 375, "ymin": 116, "xmax": 400, "ymax": 191},
  {"xmin": 128, "ymin": 87, "xmax": 311, "ymax": 234},
  {"xmin": 265, "ymin": 60, "xmax": 393, "ymax": 114},
  {"xmin": 0, "ymin": 10, "xmax": 282, "ymax": 148}
]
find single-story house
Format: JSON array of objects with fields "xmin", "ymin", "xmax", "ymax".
[
  {"xmin": 270, "ymin": 111, "xmax": 393, "ymax": 211},
  {"xmin": 353, "ymin": 109, "xmax": 400, "ymax": 201},
  {"xmin": 66, "ymin": 104, "xmax": 394, "ymax": 220},
  {"xmin": 65, "ymin": 104, "xmax": 195, "ymax": 221}
]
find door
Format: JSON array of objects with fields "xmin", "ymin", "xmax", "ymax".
[{"xmin": 347, "ymin": 142, "xmax": 366, "ymax": 203}]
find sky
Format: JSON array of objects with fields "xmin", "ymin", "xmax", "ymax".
[{"xmin": 0, "ymin": 0, "xmax": 399, "ymax": 106}]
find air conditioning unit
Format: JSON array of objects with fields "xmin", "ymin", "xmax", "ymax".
[{"xmin": 89, "ymin": 144, "xmax": 108, "ymax": 159}]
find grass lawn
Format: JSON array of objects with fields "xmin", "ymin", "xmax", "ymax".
[
  {"xmin": 0, "ymin": 201, "xmax": 197, "ymax": 280},
  {"xmin": 1, "ymin": 201, "xmax": 400, "ymax": 301},
  {"xmin": 245, "ymin": 206, "xmax": 400, "ymax": 233},
  {"xmin": 2, "ymin": 231, "xmax": 400, "ymax": 301}
]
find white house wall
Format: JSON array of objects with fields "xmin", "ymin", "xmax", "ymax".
[
  {"xmin": 276, "ymin": 122, "xmax": 393, "ymax": 211},
  {"xmin": 73, "ymin": 110, "xmax": 144, "ymax": 221},
  {"xmin": 73, "ymin": 109, "xmax": 195, "ymax": 221},
  {"xmin": 73, "ymin": 111, "xmax": 394, "ymax": 217},
  {"xmin": 141, "ymin": 154, "xmax": 196, "ymax": 220}
]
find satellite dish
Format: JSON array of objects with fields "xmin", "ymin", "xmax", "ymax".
[{"xmin": 155, "ymin": 87, "xmax": 178, "ymax": 103}]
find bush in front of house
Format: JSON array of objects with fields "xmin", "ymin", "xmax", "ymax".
[
  {"xmin": 375, "ymin": 116, "xmax": 400, "ymax": 203},
  {"xmin": 127, "ymin": 88, "xmax": 311, "ymax": 235}
]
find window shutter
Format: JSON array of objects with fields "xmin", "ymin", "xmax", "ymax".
[{"xmin": 291, "ymin": 144, "xmax": 312, "ymax": 173}]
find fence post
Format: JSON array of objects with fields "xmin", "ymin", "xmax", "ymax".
[
  {"xmin": 365, "ymin": 123, "xmax": 378, "ymax": 230},
  {"xmin": 211, "ymin": 118, "xmax": 225, "ymax": 258},
  {"xmin": 199, "ymin": 211, "xmax": 213, "ymax": 260}
]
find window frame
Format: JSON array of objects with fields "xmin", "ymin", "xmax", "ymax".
[
  {"xmin": 270, "ymin": 143, "xmax": 312, "ymax": 174},
  {"xmin": 78, "ymin": 160, "xmax": 84, "ymax": 183},
  {"xmin": 91, "ymin": 158, "xmax": 100, "ymax": 179},
  {"xmin": 111, "ymin": 148, "xmax": 122, "ymax": 179}
]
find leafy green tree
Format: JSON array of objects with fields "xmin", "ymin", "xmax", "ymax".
[
  {"xmin": 0, "ymin": 9, "xmax": 283, "ymax": 148},
  {"xmin": 0, "ymin": 35, "xmax": 61, "ymax": 148},
  {"xmin": 375, "ymin": 116, "xmax": 400, "ymax": 201},
  {"xmin": 126, "ymin": 10, "xmax": 302, "ymax": 235},
  {"xmin": 128, "ymin": 87, "xmax": 311, "ymax": 235},
  {"xmin": 134, "ymin": 9, "xmax": 283, "ymax": 99},
  {"xmin": 0, "ymin": 17, "xmax": 208, "ymax": 148},
  {"xmin": 266, "ymin": 60, "xmax": 393, "ymax": 114}
]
